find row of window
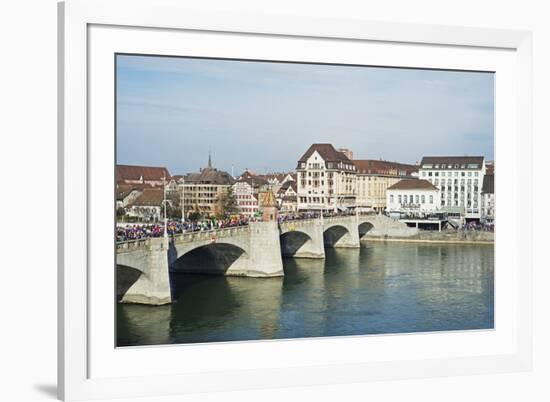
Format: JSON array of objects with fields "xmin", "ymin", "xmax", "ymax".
[
  {"xmin": 299, "ymin": 196, "xmax": 327, "ymax": 204},
  {"xmin": 441, "ymin": 200, "xmax": 479, "ymax": 207},
  {"xmin": 391, "ymin": 194, "xmax": 434, "ymax": 204},
  {"xmin": 422, "ymin": 171, "xmax": 479, "ymax": 177},
  {"xmin": 237, "ymin": 201, "xmax": 257, "ymax": 206},
  {"xmin": 300, "ymin": 161, "xmax": 357, "ymax": 171},
  {"xmin": 422, "ymin": 163, "xmax": 479, "ymax": 169}
]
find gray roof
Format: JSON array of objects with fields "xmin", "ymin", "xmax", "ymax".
[
  {"xmin": 185, "ymin": 167, "xmax": 235, "ymax": 185},
  {"xmin": 420, "ymin": 156, "xmax": 484, "ymax": 170}
]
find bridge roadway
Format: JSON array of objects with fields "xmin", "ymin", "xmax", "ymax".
[{"xmin": 116, "ymin": 214, "xmax": 417, "ymax": 305}]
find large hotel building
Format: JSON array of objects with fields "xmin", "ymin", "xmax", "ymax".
[
  {"xmin": 353, "ymin": 159, "xmax": 418, "ymax": 212},
  {"xmin": 418, "ymin": 156, "xmax": 486, "ymax": 220},
  {"xmin": 296, "ymin": 144, "xmax": 357, "ymax": 212}
]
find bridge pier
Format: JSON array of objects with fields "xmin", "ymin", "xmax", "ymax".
[
  {"xmin": 117, "ymin": 237, "xmax": 172, "ymax": 305},
  {"xmin": 241, "ymin": 221, "xmax": 285, "ymax": 276}
]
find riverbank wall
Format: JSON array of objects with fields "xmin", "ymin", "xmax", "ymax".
[{"xmin": 363, "ymin": 230, "xmax": 494, "ymax": 244}]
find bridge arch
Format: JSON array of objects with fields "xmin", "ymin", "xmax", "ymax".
[
  {"xmin": 170, "ymin": 242, "xmax": 248, "ymax": 275},
  {"xmin": 323, "ymin": 224, "xmax": 352, "ymax": 248},
  {"xmin": 116, "ymin": 264, "xmax": 143, "ymax": 302},
  {"xmin": 358, "ymin": 221, "xmax": 375, "ymax": 238},
  {"xmin": 280, "ymin": 230, "xmax": 313, "ymax": 257}
]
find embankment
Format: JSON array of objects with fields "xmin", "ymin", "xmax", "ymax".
[{"xmin": 363, "ymin": 230, "xmax": 494, "ymax": 244}]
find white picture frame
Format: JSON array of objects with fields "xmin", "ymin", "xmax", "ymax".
[{"xmin": 58, "ymin": 0, "xmax": 533, "ymax": 400}]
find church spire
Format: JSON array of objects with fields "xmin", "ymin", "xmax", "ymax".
[{"xmin": 207, "ymin": 148, "xmax": 212, "ymax": 168}]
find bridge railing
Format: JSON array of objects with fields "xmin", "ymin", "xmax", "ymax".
[
  {"xmin": 279, "ymin": 215, "xmax": 362, "ymax": 226},
  {"xmin": 171, "ymin": 225, "xmax": 251, "ymax": 243},
  {"xmin": 116, "ymin": 238, "xmax": 151, "ymax": 252}
]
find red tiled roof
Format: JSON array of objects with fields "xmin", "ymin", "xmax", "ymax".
[
  {"xmin": 116, "ymin": 164, "xmax": 171, "ymax": 182},
  {"xmin": 353, "ymin": 159, "xmax": 418, "ymax": 176},
  {"xmin": 387, "ymin": 179, "xmax": 438, "ymax": 191}
]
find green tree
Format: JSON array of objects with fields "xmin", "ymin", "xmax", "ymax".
[
  {"xmin": 188, "ymin": 211, "xmax": 202, "ymax": 221},
  {"xmin": 116, "ymin": 206, "xmax": 127, "ymax": 221},
  {"xmin": 166, "ymin": 192, "xmax": 182, "ymax": 220},
  {"xmin": 215, "ymin": 187, "xmax": 238, "ymax": 218}
]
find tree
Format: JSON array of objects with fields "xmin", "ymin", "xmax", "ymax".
[
  {"xmin": 215, "ymin": 187, "xmax": 238, "ymax": 218},
  {"xmin": 116, "ymin": 206, "xmax": 127, "ymax": 220},
  {"xmin": 188, "ymin": 211, "xmax": 202, "ymax": 221},
  {"xmin": 166, "ymin": 192, "xmax": 182, "ymax": 220}
]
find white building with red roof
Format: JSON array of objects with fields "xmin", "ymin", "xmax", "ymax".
[{"xmin": 386, "ymin": 179, "xmax": 441, "ymax": 215}]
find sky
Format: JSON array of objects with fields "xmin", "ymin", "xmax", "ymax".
[{"xmin": 116, "ymin": 54, "xmax": 494, "ymax": 176}]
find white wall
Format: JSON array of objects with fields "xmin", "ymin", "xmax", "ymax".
[
  {"xmin": 0, "ymin": 1, "xmax": 548, "ymax": 402},
  {"xmin": 387, "ymin": 188, "xmax": 440, "ymax": 213}
]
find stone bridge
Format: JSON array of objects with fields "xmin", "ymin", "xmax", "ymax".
[
  {"xmin": 279, "ymin": 214, "xmax": 417, "ymax": 258},
  {"xmin": 116, "ymin": 215, "xmax": 416, "ymax": 305}
]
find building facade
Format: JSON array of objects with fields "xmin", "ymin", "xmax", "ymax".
[
  {"xmin": 276, "ymin": 181, "xmax": 298, "ymax": 214},
  {"xmin": 481, "ymin": 173, "xmax": 495, "ymax": 223},
  {"xmin": 126, "ymin": 188, "xmax": 165, "ymax": 222},
  {"xmin": 386, "ymin": 179, "xmax": 441, "ymax": 216},
  {"xmin": 353, "ymin": 160, "xmax": 418, "ymax": 213},
  {"xmin": 179, "ymin": 155, "xmax": 235, "ymax": 217},
  {"xmin": 232, "ymin": 178, "xmax": 263, "ymax": 217},
  {"xmin": 296, "ymin": 144, "xmax": 357, "ymax": 212},
  {"xmin": 418, "ymin": 156, "xmax": 486, "ymax": 220}
]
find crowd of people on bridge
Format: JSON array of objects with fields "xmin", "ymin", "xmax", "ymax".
[
  {"xmin": 116, "ymin": 216, "xmax": 256, "ymax": 242},
  {"xmin": 277, "ymin": 210, "xmax": 368, "ymax": 224},
  {"xmin": 116, "ymin": 211, "xmax": 369, "ymax": 242}
]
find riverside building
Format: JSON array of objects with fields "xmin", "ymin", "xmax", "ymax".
[
  {"xmin": 386, "ymin": 179, "xmax": 441, "ymax": 215},
  {"xmin": 232, "ymin": 175, "xmax": 267, "ymax": 217},
  {"xmin": 481, "ymin": 172, "xmax": 495, "ymax": 223},
  {"xmin": 353, "ymin": 160, "xmax": 418, "ymax": 213},
  {"xmin": 296, "ymin": 143, "xmax": 357, "ymax": 212},
  {"xmin": 116, "ymin": 164, "xmax": 171, "ymax": 187},
  {"xmin": 179, "ymin": 154, "xmax": 235, "ymax": 216},
  {"xmin": 419, "ymin": 156, "xmax": 486, "ymax": 221}
]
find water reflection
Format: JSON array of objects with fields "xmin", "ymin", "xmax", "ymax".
[{"xmin": 117, "ymin": 242, "xmax": 494, "ymax": 346}]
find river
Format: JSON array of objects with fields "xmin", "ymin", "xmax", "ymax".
[{"xmin": 116, "ymin": 241, "xmax": 494, "ymax": 346}]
